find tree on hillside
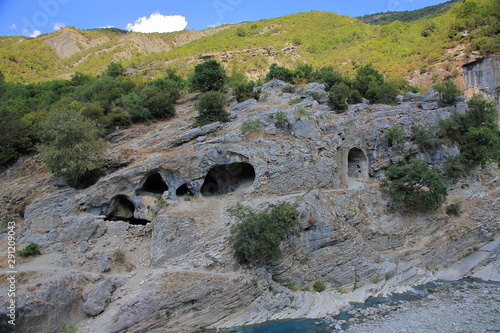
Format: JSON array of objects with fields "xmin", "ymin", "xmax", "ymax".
[
  {"xmin": 38, "ymin": 110, "xmax": 107, "ymax": 187},
  {"xmin": 382, "ymin": 159, "xmax": 447, "ymax": 212},
  {"xmin": 189, "ymin": 59, "xmax": 227, "ymax": 93},
  {"xmin": 353, "ymin": 64, "xmax": 385, "ymax": 97},
  {"xmin": 433, "ymin": 81, "xmax": 461, "ymax": 106},
  {"xmin": 194, "ymin": 91, "xmax": 230, "ymax": 126},
  {"xmin": 105, "ymin": 62, "xmax": 125, "ymax": 78}
]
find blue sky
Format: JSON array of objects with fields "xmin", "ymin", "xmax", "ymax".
[{"xmin": 0, "ymin": 0, "xmax": 448, "ymax": 37}]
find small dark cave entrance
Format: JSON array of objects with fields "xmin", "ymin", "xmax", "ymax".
[
  {"xmin": 176, "ymin": 184, "xmax": 193, "ymax": 197},
  {"xmin": 347, "ymin": 148, "xmax": 368, "ymax": 179},
  {"xmin": 106, "ymin": 195, "xmax": 150, "ymax": 225},
  {"xmin": 141, "ymin": 172, "xmax": 168, "ymax": 195},
  {"xmin": 201, "ymin": 162, "xmax": 255, "ymax": 197}
]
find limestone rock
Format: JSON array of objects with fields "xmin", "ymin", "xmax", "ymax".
[{"xmin": 81, "ymin": 277, "xmax": 119, "ymax": 316}]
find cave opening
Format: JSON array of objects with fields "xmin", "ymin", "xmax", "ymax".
[
  {"xmin": 176, "ymin": 184, "xmax": 193, "ymax": 197},
  {"xmin": 347, "ymin": 148, "xmax": 368, "ymax": 179},
  {"xmin": 106, "ymin": 195, "xmax": 150, "ymax": 225},
  {"xmin": 201, "ymin": 162, "xmax": 255, "ymax": 197},
  {"xmin": 141, "ymin": 172, "xmax": 168, "ymax": 194}
]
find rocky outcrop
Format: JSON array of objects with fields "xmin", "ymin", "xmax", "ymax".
[
  {"xmin": 462, "ymin": 54, "xmax": 500, "ymax": 105},
  {"xmin": 1, "ymin": 81, "xmax": 498, "ymax": 332}
]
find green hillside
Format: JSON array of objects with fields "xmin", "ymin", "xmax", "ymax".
[
  {"xmin": 358, "ymin": 0, "xmax": 462, "ymax": 24},
  {"xmin": 0, "ymin": 0, "xmax": 498, "ymax": 84}
]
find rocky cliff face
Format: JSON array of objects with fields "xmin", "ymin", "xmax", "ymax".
[
  {"xmin": 462, "ymin": 54, "xmax": 500, "ymax": 105},
  {"xmin": 1, "ymin": 81, "xmax": 499, "ymax": 333}
]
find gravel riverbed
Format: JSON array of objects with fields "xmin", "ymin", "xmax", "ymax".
[{"xmin": 341, "ymin": 280, "xmax": 500, "ymax": 333}]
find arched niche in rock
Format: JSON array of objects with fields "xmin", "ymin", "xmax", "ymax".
[
  {"xmin": 176, "ymin": 183, "xmax": 194, "ymax": 197},
  {"xmin": 140, "ymin": 172, "xmax": 168, "ymax": 195},
  {"xmin": 200, "ymin": 162, "xmax": 256, "ymax": 197},
  {"xmin": 347, "ymin": 148, "xmax": 368, "ymax": 180},
  {"xmin": 106, "ymin": 195, "xmax": 150, "ymax": 225}
]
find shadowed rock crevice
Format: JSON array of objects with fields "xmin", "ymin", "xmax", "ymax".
[
  {"xmin": 106, "ymin": 195, "xmax": 150, "ymax": 225},
  {"xmin": 176, "ymin": 184, "xmax": 194, "ymax": 197},
  {"xmin": 140, "ymin": 172, "xmax": 168, "ymax": 195},
  {"xmin": 348, "ymin": 148, "xmax": 368, "ymax": 179},
  {"xmin": 201, "ymin": 162, "xmax": 255, "ymax": 197}
]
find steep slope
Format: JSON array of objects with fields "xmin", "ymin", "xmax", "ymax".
[
  {"xmin": 358, "ymin": 0, "xmax": 462, "ymax": 24},
  {"xmin": 1, "ymin": 80, "xmax": 498, "ymax": 332},
  {"xmin": 1, "ymin": 0, "xmax": 498, "ymax": 84}
]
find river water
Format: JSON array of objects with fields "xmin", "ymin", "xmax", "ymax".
[{"xmin": 212, "ymin": 278, "xmax": 499, "ymax": 333}]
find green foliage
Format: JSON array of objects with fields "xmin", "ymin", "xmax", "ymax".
[
  {"xmin": 383, "ymin": 125, "xmax": 406, "ymax": 149},
  {"xmin": 282, "ymin": 85, "xmax": 295, "ymax": 93},
  {"xmin": 105, "ymin": 62, "xmax": 125, "ymax": 77},
  {"xmin": 328, "ymin": 82, "xmax": 350, "ymax": 112},
  {"xmin": 38, "ymin": 110, "xmax": 107, "ymax": 187},
  {"xmin": 446, "ymin": 202, "xmax": 462, "ymax": 216},
  {"xmin": 433, "ymin": 81, "xmax": 461, "ymax": 106},
  {"xmin": 439, "ymin": 94, "xmax": 500, "ymax": 170},
  {"xmin": 270, "ymin": 111, "xmax": 289, "ymax": 129},
  {"xmin": 313, "ymin": 281, "xmax": 326, "ymax": 292},
  {"xmin": 189, "ymin": 59, "xmax": 227, "ymax": 93},
  {"xmin": 265, "ymin": 63, "xmax": 295, "ymax": 83},
  {"xmin": 241, "ymin": 119, "xmax": 262, "ymax": 133},
  {"xmin": 227, "ymin": 202, "xmax": 299, "ymax": 265},
  {"xmin": 444, "ymin": 154, "xmax": 468, "ymax": 179},
  {"xmin": 411, "ymin": 125, "xmax": 441, "ymax": 151},
  {"xmin": 289, "ymin": 97, "xmax": 303, "ymax": 105},
  {"xmin": 194, "ymin": 91, "xmax": 230, "ymax": 126},
  {"xmin": 58, "ymin": 322, "xmax": 78, "ymax": 333},
  {"xmin": 18, "ymin": 242, "xmax": 41, "ymax": 257},
  {"xmin": 232, "ymin": 79, "xmax": 260, "ymax": 102},
  {"xmin": 353, "ymin": 64, "xmax": 385, "ymax": 97},
  {"xmin": 236, "ymin": 27, "xmax": 247, "ymax": 37},
  {"xmin": 381, "ymin": 159, "xmax": 448, "ymax": 212},
  {"xmin": 366, "ymin": 81, "xmax": 400, "ymax": 104}
]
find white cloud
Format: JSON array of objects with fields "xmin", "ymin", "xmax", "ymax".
[
  {"xmin": 9, "ymin": 24, "xmax": 17, "ymax": 30},
  {"xmin": 126, "ymin": 11, "xmax": 188, "ymax": 33},
  {"xmin": 22, "ymin": 29, "xmax": 41, "ymax": 37},
  {"xmin": 53, "ymin": 22, "xmax": 66, "ymax": 31}
]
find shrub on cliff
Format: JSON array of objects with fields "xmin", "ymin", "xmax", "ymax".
[
  {"xmin": 38, "ymin": 110, "xmax": 107, "ymax": 188},
  {"xmin": 228, "ymin": 202, "xmax": 299, "ymax": 265},
  {"xmin": 194, "ymin": 91, "xmax": 230, "ymax": 126},
  {"xmin": 189, "ymin": 59, "xmax": 227, "ymax": 93},
  {"xmin": 381, "ymin": 159, "xmax": 447, "ymax": 212}
]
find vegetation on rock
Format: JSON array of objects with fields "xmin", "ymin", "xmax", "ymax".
[
  {"xmin": 194, "ymin": 91, "xmax": 230, "ymax": 126},
  {"xmin": 38, "ymin": 110, "xmax": 107, "ymax": 187},
  {"xmin": 382, "ymin": 159, "xmax": 448, "ymax": 211},
  {"xmin": 228, "ymin": 202, "xmax": 299, "ymax": 265}
]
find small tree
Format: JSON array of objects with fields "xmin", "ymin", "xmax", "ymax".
[
  {"xmin": 353, "ymin": 64, "xmax": 384, "ymax": 96},
  {"xmin": 194, "ymin": 91, "xmax": 230, "ymax": 126},
  {"xmin": 328, "ymin": 82, "xmax": 350, "ymax": 112},
  {"xmin": 39, "ymin": 110, "xmax": 107, "ymax": 187},
  {"xmin": 190, "ymin": 59, "xmax": 227, "ymax": 93},
  {"xmin": 433, "ymin": 81, "xmax": 461, "ymax": 106},
  {"xmin": 105, "ymin": 62, "xmax": 125, "ymax": 78},
  {"xmin": 381, "ymin": 159, "xmax": 447, "ymax": 212},
  {"xmin": 228, "ymin": 202, "xmax": 299, "ymax": 265},
  {"xmin": 265, "ymin": 63, "xmax": 294, "ymax": 83}
]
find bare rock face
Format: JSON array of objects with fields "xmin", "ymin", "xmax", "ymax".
[{"xmin": 3, "ymin": 83, "xmax": 499, "ymax": 332}]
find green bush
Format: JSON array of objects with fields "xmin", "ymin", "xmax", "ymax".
[
  {"xmin": 18, "ymin": 242, "xmax": 41, "ymax": 257},
  {"xmin": 282, "ymin": 85, "xmax": 295, "ymax": 93},
  {"xmin": 265, "ymin": 63, "xmax": 294, "ymax": 83},
  {"xmin": 383, "ymin": 125, "xmax": 406, "ymax": 149},
  {"xmin": 189, "ymin": 59, "xmax": 227, "ymax": 93},
  {"xmin": 38, "ymin": 110, "xmax": 107, "ymax": 187},
  {"xmin": 233, "ymin": 80, "xmax": 260, "ymax": 102},
  {"xmin": 270, "ymin": 111, "xmax": 289, "ymax": 129},
  {"xmin": 446, "ymin": 202, "xmax": 462, "ymax": 216},
  {"xmin": 227, "ymin": 202, "xmax": 299, "ymax": 265},
  {"xmin": 411, "ymin": 125, "xmax": 441, "ymax": 151},
  {"xmin": 366, "ymin": 81, "xmax": 400, "ymax": 104},
  {"xmin": 194, "ymin": 91, "xmax": 230, "ymax": 126},
  {"xmin": 444, "ymin": 155, "xmax": 468, "ymax": 179},
  {"xmin": 381, "ymin": 159, "xmax": 447, "ymax": 212},
  {"xmin": 313, "ymin": 281, "xmax": 326, "ymax": 292},
  {"xmin": 433, "ymin": 81, "xmax": 461, "ymax": 106},
  {"xmin": 241, "ymin": 119, "xmax": 262, "ymax": 133},
  {"xmin": 328, "ymin": 82, "xmax": 350, "ymax": 112}
]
